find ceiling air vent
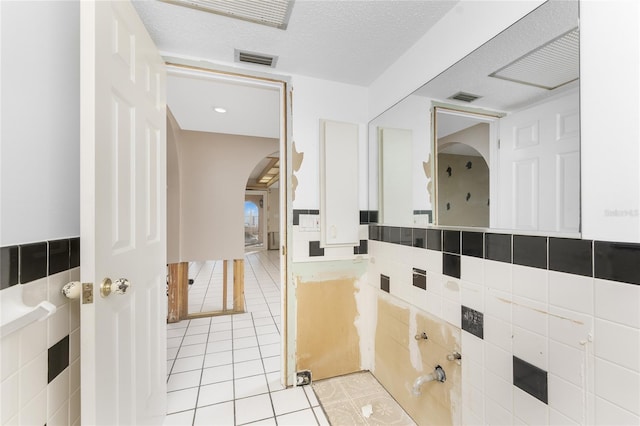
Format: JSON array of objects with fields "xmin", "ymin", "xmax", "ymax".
[
  {"xmin": 448, "ymin": 92, "xmax": 482, "ymax": 103},
  {"xmin": 235, "ymin": 49, "xmax": 278, "ymax": 68}
]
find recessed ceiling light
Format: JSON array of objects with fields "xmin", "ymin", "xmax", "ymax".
[{"xmin": 213, "ymin": 107, "xmax": 227, "ymax": 114}]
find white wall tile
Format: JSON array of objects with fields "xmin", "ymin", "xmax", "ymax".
[
  {"xmin": 549, "ymin": 271, "xmax": 594, "ymax": 314},
  {"xmin": 19, "ymin": 352, "xmax": 46, "ymax": 407},
  {"xmin": 594, "ymin": 319, "xmax": 640, "ymax": 372},
  {"xmin": 549, "ymin": 340, "xmax": 590, "ymax": 389},
  {"xmin": 484, "ymin": 315, "xmax": 512, "ymax": 352},
  {"xmin": 595, "ymin": 358, "xmax": 640, "ymax": 415},
  {"xmin": 484, "ymin": 342, "xmax": 512, "ymax": 382},
  {"xmin": 462, "ymin": 382, "xmax": 485, "ymax": 424},
  {"xmin": 48, "ymin": 302, "xmax": 70, "ymax": 347},
  {"xmin": 513, "ymin": 387, "xmax": 549, "ymax": 425},
  {"xmin": 485, "ymin": 397, "xmax": 513, "ymax": 425},
  {"xmin": 462, "ymin": 358, "xmax": 484, "ymax": 390},
  {"xmin": 424, "ymin": 292, "xmax": 442, "ymax": 318},
  {"xmin": 47, "ymin": 369, "xmax": 69, "ymax": 418},
  {"xmin": 512, "ymin": 265, "xmax": 548, "ymax": 303},
  {"xmin": 70, "ymin": 389, "xmax": 81, "ymax": 425},
  {"xmin": 512, "ymin": 296, "xmax": 548, "ymax": 337},
  {"xmin": 461, "ymin": 280, "xmax": 483, "ymax": 313},
  {"xmin": 69, "ymin": 267, "xmax": 80, "ymax": 282},
  {"xmin": 0, "ymin": 373, "xmax": 19, "ymax": 424},
  {"xmin": 69, "ymin": 328, "xmax": 80, "ymax": 363},
  {"xmin": 461, "ymin": 331, "xmax": 484, "ymax": 365},
  {"xmin": 485, "ymin": 371, "xmax": 513, "ymax": 411},
  {"xmin": 427, "ymin": 272, "xmax": 443, "ymax": 296},
  {"xmin": 595, "ymin": 279, "xmax": 640, "ymax": 328},
  {"xmin": 549, "ymin": 374, "xmax": 586, "ymax": 424},
  {"xmin": 19, "ymin": 317, "xmax": 47, "ymax": 367},
  {"xmin": 442, "ymin": 298, "xmax": 461, "ymax": 328},
  {"xmin": 461, "ymin": 255, "xmax": 485, "ymax": 285},
  {"xmin": 70, "ymin": 359, "xmax": 80, "ymax": 395},
  {"xmin": 485, "ymin": 288, "xmax": 511, "ymax": 322},
  {"xmin": 549, "ymin": 407, "xmax": 580, "ymax": 425},
  {"xmin": 548, "ymin": 305, "xmax": 594, "ymax": 350},
  {"xmin": 442, "ymin": 277, "xmax": 461, "ymax": 303},
  {"xmin": 595, "ymin": 396, "xmax": 640, "ymax": 426},
  {"xmin": 513, "ymin": 326, "xmax": 547, "ymax": 370},
  {"xmin": 19, "ymin": 388, "xmax": 46, "ymax": 426},
  {"xmin": 1, "ymin": 332, "xmax": 20, "ymax": 381},
  {"xmin": 425, "ymin": 250, "xmax": 442, "ymax": 274},
  {"xmin": 484, "ymin": 260, "xmax": 512, "ymax": 293},
  {"xmin": 21, "ymin": 278, "xmax": 48, "ymax": 306},
  {"xmin": 47, "ymin": 401, "xmax": 69, "ymax": 426}
]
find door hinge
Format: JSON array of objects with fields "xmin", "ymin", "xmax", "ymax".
[
  {"xmin": 82, "ymin": 283, "xmax": 94, "ymax": 304},
  {"xmin": 498, "ymin": 139, "xmax": 501, "ymax": 149},
  {"xmin": 281, "ymin": 245, "xmax": 286, "ymax": 256}
]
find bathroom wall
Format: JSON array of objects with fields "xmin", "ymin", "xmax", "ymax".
[
  {"xmin": 0, "ymin": 2, "xmax": 82, "ymax": 425},
  {"xmin": 362, "ymin": 1, "xmax": 640, "ymax": 424},
  {"xmin": 170, "ymin": 126, "xmax": 278, "ymax": 261}
]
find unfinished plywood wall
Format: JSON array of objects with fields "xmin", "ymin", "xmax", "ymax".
[
  {"xmin": 296, "ymin": 277, "xmax": 362, "ymax": 380},
  {"xmin": 373, "ymin": 296, "xmax": 461, "ymax": 425}
]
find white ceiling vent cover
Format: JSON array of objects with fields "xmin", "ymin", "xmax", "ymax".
[
  {"xmin": 490, "ymin": 27, "xmax": 579, "ymax": 90},
  {"xmin": 161, "ymin": 0, "xmax": 294, "ymax": 30},
  {"xmin": 235, "ymin": 49, "xmax": 278, "ymax": 68}
]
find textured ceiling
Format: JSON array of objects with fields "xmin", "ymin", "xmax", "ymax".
[{"xmin": 132, "ymin": 0, "xmax": 458, "ymax": 87}]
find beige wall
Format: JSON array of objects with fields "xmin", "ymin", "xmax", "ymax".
[
  {"xmin": 437, "ymin": 153, "xmax": 490, "ymax": 227},
  {"xmin": 167, "ymin": 110, "xmax": 182, "ymax": 264},
  {"xmin": 169, "ymin": 124, "xmax": 278, "ymax": 261}
]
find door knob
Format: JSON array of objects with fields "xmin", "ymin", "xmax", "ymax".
[
  {"xmin": 100, "ymin": 278, "xmax": 131, "ymax": 297},
  {"xmin": 62, "ymin": 281, "xmax": 81, "ymax": 299}
]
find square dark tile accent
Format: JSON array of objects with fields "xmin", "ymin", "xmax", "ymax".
[
  {"xmin": 354, "ymin": 240, "xmax": 368, "ymax": 255},
  {"xmin": 594, "ymin": 241, "xmax": 640, "ymax": 285},
  {"xmin": 70, "ymin": 238, "xmax": 80, "ymax": 268},
  {"xmin": 1, "ymin": 246, "xmax": 19, "ymax": 290},
  {"xmin": 360, "ymin": 210, "xmax": 369, "ymax": 224},
  {"xmin": 388, "ymin": 227, "xmax": 401, "ymax": 245},
  {"xmin": 461, "ymin": 306, "xmax": 484, "ymax": 339},
  {"xmin": 369, "ymin": 225, "xmax": 382, "ymax": 241},
  {"xmin": 513, "ymin": 235, "xmax": 547, "ymax": 269},
  {"xmin": 48, "ymin": 239, "xmax": 70, "ymax": 275},
  {"xmin": 427, "ymin": 229, "xmax": 442, "ymax": 251},
  {"xmin": 412, "ymin": 268, "xmax": 426, "ymax": 290},
  {"xmin": 309, "ymin": 241, "xmax": 324, "ymax": 257},
  {"xmin": 48, "ymin": 335, "xmax": 69, "ymax": 383},
  {"xmin": 549, "ymin": 238, "xmax": 592, "ymax": 277},
  {"xmin": 443, "ymin": 230, "xmax": 461, "ymax": 254},
  {"xmin": 443, "ymin": 253, "xmax": 461, "ymax": 279},
  {"xmin": 513, "ymin": 356, "xmax": 548, "ymax": 404},
  {"xmin": 293, "ymin": 209, "xmax": 319, "ymax": 225},
  {"xmin": 380, "ymin": 274, "xmax": 390, "ymax": 293},
  {"xmin": 485, "ymin": 233, "xmax": 512, "ymax": 263},
  {"xmin": 401, "ymin": 228, "xmax": 413, "ymax": 246},
  {"xmin": 462, "ymin": 232, "xmax": 484, "ymax": 258},
  {"xmin": 369, "ymin": 211, "xmax": 379, "ymax": 224},
  {"xmin": 19, "ymin": 242, "xmax": 48, "ymax": 284},
  {"xmin": 413, "ymin": 228, "xmax": 426, "ymax": 249}
]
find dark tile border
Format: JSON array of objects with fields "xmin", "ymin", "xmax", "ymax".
[
  {"xmin": 309, "ymin": 241, "xmax": 325, "ymax": 257},
  {"xmin": 1, "ymin": 238, "xmax": 80, "ymax": 289},
  {"xmin": 513, "ymin": 356, "xmax": 548, "ymax": 404},
  {"xmin": 292, "ymin": 209, "xmax": 320, "ymax": 226},
  {"xmin": 462, "ymin": 231, "xmax": 484, "ymax": 258},
  {"xmin": 594, "ymin": 241, "xmax": 640, "ymax": 285},
  {"xmin": 443, "ymin": 230, "xmax": 461, "ymax": 254},
  {"xmin": 48, "ymin": 335, "xmax": 70, "ymax": 383},
  {"xmin": 485, "ymin": 233, "xmax": 512, "ymax": 263},
  {"xmin": 513, "ymin": 235, "xmax": 547, "ymax": 269},
  {"xmin": 549, "ymin": 238, "xmax": 592, "ymax": 277},
  {"xmin": 443, "ymin": 253, "xmax": 461, "ymax": 278}
]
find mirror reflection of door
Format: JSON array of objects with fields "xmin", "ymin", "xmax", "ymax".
[{"xmin": 435, "ymin": 108, "xmax": 497, "ymax": 227}]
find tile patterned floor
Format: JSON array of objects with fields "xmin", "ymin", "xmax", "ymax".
[
  {"xmin": 312, "ymin": 372, "xmax": 416, "ymax": 426},
  {"xmin": 164, "ymin": 250, "xmax": 330, "ymax": 425}
]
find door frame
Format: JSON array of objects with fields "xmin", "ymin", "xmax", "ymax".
[{"xmin": 163, "ymin": 62, "xmax": 294, "ymax": 387}]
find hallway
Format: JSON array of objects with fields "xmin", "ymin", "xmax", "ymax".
[{"xmin": 164, "ymin": 251, "xmax": 330, "ymax": 425}]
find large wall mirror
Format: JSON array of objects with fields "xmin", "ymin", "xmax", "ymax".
[{"xmin": 368, "ymin": 0, "xmax": 580, "ymax": 235}]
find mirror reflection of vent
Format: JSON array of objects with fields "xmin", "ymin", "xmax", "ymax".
[
  {"xmin": 489, "ymin": 27, "xmax": 579, "ymax": 90},
  {"xmin": 235, "ymin": 49, "xmax": 278, "ymax": 68},
  {"xmin": 448, "ymin": 92, "xmax": 482, "ymax": 103}
]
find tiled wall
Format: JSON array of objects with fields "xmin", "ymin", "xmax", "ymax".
[
  {"xmin": 367, "ymin": 225, "xmax": 640, "ymax": 425},
  {"xmin": 0, "ymin": 238, "xmax": 81, "ymax": 426},
  {"xmin": 291, "ymin": 210, "xmax": 372, "ymax": 262}
]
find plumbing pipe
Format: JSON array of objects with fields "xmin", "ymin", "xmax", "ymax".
[{"xmin": 412, "ymin": 365, "xmax": 446, "ymax": 396}]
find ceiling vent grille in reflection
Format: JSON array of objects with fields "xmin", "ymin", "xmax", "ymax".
[
  {"xmin": 235, "ymin": 49, "xmax": 278, "ymax": 68},
  {"xmin": 449, "ymin": 92, "xmax": 482, "ymax": 103},
  {"xmin": 160, "ymin": 0, "xmax": 294, "ymax": 30},
  {"xmin": 489, "ymin": 27, "xmax": 579, "ymax": 90}
]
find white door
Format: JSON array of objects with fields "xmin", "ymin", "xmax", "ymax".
[
  {"xmin": 495, "ymin": 89, "xmax": 580, "ymax": 232},
  {"xmin": 80, "ymin": 1, "xmax": 167, "ymax": 424}
]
